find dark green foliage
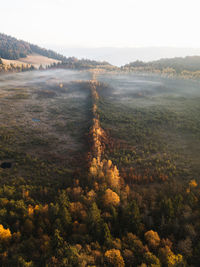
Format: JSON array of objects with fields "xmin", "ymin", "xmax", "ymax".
[
  {"xmin": 0, "ymin": 33, "xmax": 31, "ymax": 59},
  {"xmin": 0, "ymin": 33, "xmax": 66, "ymax": 61}
]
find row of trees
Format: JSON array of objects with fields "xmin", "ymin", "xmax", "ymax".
[
  {"xmin": 47, "ymin": 59, "xmax": 114, "ymax": 70},
  {"xmin": 0, "ymin": 59, "xmax": 35, "ymax": 73}
]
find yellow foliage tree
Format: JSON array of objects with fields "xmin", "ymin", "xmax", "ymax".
[
  {"xmin": 145, "ymin": 230, "xmax": 160, "ymax": 249},
  {"xmin": 28, "ymin": 205, "xmax": 34, "ymax": 217},
  {"xmin": 107, "ymin": 169, "xmax": 120, "ymax": 189},
  {"xmin": 189, "ymin": 179, "xmax": 197, "ymax": 188},
  {"xmin": 0, "ymin": 224, "xmax": 12, "ymax": 242},
  {"xmin": 105, "ymin": 249, "xmax": 125, "ymax": 267},
  {"xmin": 104, "ymin": 189, "xmax": 120, "ymax": 207},
  {"xmin": 159, "ymin": 245, "xmax": 184, "ymax": 266}
]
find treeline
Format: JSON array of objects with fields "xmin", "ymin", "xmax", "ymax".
[
  {"xmin": 0, "ymin": 58, "xmax": 35, "ymax": 73},
  {"xmin": 122, "ymin": 56, "xmax": 200, "ymax": 79},
  {"xmin": 48, "ymin": 58, "xmax": 114, "ymax": 70},
  {"xmin": 0, "ymin": 33, "xmax": 66, "ymax": 61}
]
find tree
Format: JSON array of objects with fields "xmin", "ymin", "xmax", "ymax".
[
  {"xmin": 104, "ymin": 249, "xmax": 125, "ymax": 267},
  {"xmin": 158, "ymin": 246, "xmax": 184, "ymax": 266},
  {"xmin": 103, "ymin": 189, "xmax": 120, "ymax": 207},
  {"xmin": 53, "ymin": 229, "xmax": 64, "ymax": 258},
  {"xmin": 23, "ymin": 219, "xmax": 34, "ymax": 235},
  {"xmin": 60, "ymin": 207, "xmax": 72, "ymax": 231},
  {"xmin": 189, "ymin": 179, "xmax": 197, "ymax": 190},
  {"xmin": 88, "ymin": 203, "xmax": 102, "ymax": 239},
  {"xmin": 103, "ymin": 223, "xmax": 112, "ymax": 246},
  {"xmin": 177, "ymin": 237, "xmax": 193, "ymax": 258},
  {"xmin": 144, "ymin": 252, "xmax": 161, "ymax": 266},
  {"xmin": 0, "ymin": 224, "xmax": 11, "ymax": 243},
  {"xmin": 144, "ymin": 230, "xmax": 160, "ymax": 249}
]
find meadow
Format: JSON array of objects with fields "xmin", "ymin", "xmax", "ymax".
[{"xmin": 98, "ymin": 73, "xmax": 200, "ymax": 184}]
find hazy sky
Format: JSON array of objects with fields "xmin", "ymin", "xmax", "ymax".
[{"xmin": 1, "ymin": 0, "xmax": 200, "ymax": 48}]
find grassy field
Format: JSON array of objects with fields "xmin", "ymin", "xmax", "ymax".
[
  {"xmin": 2, "ymin": 53, "xmax": 61, "ymax": 68},
  {"xmin": 0, "ymin": 70, "xmax": 92, "ymax": 199},
  {"xmin": 97, "ymin": 73, "xmax": 200, "ymax": 184}
]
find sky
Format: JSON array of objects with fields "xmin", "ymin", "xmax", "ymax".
[{"xmin": 1, "ymin": 0, "xmax": 200, "ymax": 48}]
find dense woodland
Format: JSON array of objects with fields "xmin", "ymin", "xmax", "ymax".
[{"xmin": 0, "ymin": 33, "xmax": 66, "ymax": 61}]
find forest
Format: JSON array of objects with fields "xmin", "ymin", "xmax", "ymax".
[{"xmin": 0, "ymin": 33, "xmax": 66, "ymax": 61}]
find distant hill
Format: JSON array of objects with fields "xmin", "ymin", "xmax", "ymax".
[
  {"xmin": 50, "ymin": 46, "xmax": 200, "ymax": 66},
  {"xmin": 123, "ymin": 56, "xmax": 200, "ymax": 73}
]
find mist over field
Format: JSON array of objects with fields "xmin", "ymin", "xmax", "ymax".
[{"xmin": 0, "ymin": 69, "xmax": 90, "ymax": 87}]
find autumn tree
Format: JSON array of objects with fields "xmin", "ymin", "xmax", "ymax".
[
  {"xmin": 105, "ymin": 249, "xmax": 125, "ymax": 267},
  {"xmin": 143, "ymin": 252, "xmax": 161, "ymax": 266},
  {"xmin": 103, "ymin": 189, "xmax": 120, "ymax": 207},
  {"xmin": 144, "ymin": 230, "xmax": 160, "ymax": 249},
  {"xmin": 158, "ymin": 246, "xmax": 184, "ymax": 266},
  {"xmin": 0, "ymin": 224, "xmax": 12, "ymax": 243}
]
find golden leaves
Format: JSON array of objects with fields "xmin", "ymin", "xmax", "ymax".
[
  {"xmin": 105, "ymin": 249, "xmax": 125, "ymax": 267},
  {"xmin": 0, "ymin": 224, "xmax": 12, "ymax": 243},
  {"xmin": 89, "ymin": 78, "xmax": 121, "ymax": 195},
  {"xmin": 103, "ymin": 189, "xmax": 120, "ymax": 207},
  {"xmin": 144, "ymin": 230, "xmax": 160, "ymax": 249},
  {"xmin": 189, "ymin": 179, "xmax": 197, "ymax": 188}
]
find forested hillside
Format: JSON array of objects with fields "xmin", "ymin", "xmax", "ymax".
[
  {"xmin": 123, "ymin": 56, "xmax": 200, "ymax": 79},
  {"xmin": 0, "ymin": 33, "xmax": 66, "ymax": 61},
  {"xmin": 124, "ymin": 56, "xmax": 200, "ymax": 72}
]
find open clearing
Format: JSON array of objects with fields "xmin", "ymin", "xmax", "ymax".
[
  {"xmin": 2, "ymin": 53, "xmax": 61, "ymax": 68},
  {"xmin": 0, "ymin": 69, "xmax": 91, "ymax": 189},
  {"xmin": 97, "ymin": 73, "xmax": 200, "ymax": 183}
]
